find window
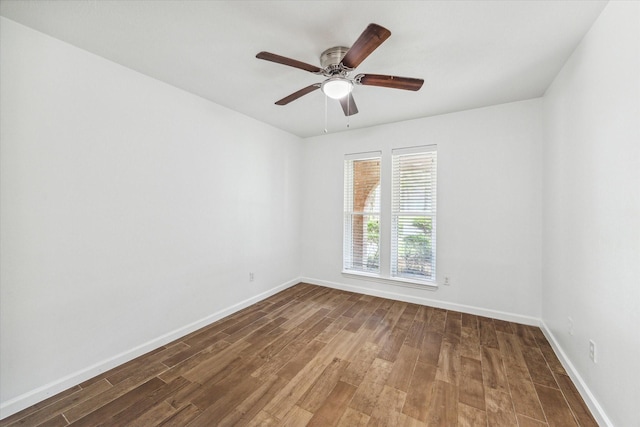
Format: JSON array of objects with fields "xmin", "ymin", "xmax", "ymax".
[
  {"xmin": 343, "ymin": 152, "xmax": 381, "ymax": 274},
  {"xmin": 391, "ymin": 147, "xmax": 437, "ymax": 281},
  {"xmin": 343, "ymin": 146, "xmax": 437, "ymax": 285}
]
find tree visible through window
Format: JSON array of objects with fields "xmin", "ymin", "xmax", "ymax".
[{"xmin": 364, "ymin": 184, "xmax": 380, "ymax": 269}]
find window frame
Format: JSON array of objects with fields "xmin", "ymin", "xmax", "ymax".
[
  {"xmin": 390, "ymin": 146, "xmax": 437, "ymax": 282},
  {"xmin": 342, "ymin": 145, "xmax": 438, "ymax": 289},
  {"xmin": 342, "ymin": 151, "xmax": 382, "ymax": 275}
]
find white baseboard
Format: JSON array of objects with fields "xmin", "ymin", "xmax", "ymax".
[
  {"xmin": 301, "ymin": 276, "xmax": 540, "ymax": 326},
  {"xmin": 539, "ymin": 322, "xmax": 613, "ymax": 427},
  {"xmin": 0, "ymin": 277, "xmax": 300, "ymax": 420}
]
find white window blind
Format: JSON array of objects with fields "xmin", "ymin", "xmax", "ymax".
[
  {"xmin": 391, "ymin": 147, "xmax": 437, "ymax": 281},
  {"xmin": 344, "ymin": 153, "xmax": 381, "ymax": 273}
]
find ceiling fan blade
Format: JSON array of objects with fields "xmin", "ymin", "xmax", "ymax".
[
  {"xmin": 356, "ymin": 74, "xmax": 424, "ymax": 91},
  {"xmin": 275, "ymin": 84, "xmax": 321, "ymax": 105},
  {"xmin": 341, "ymin": 24, "xmax": 391, "ymax": 69},
  {"xmin": 256, "ymin": 51, "xmax": 323, "ymax": 74},
  {"xmin": 339, "ymin": 93, "xmax": 359, "ymax": 116}
]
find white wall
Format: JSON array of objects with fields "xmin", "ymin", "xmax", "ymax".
[
  {"xmin": 0, "ymin": 17, "xmax": 302, "ymax": 415},
  {"xmin": 541, "ymin": 2, "xmax": 640, "ymax": 426},
  {"xmin": 301, "ymin": 99, "xmax": 543, "ymax": 322}
]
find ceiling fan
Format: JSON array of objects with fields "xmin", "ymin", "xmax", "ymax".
[{"xmin": 256, "ymin": 23, "xmax": 424, "ymax": 116}]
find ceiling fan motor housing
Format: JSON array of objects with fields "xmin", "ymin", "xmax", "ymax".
[{"xmin": 321, "ymin": 46, "xmax": 351, "ymax": 74}]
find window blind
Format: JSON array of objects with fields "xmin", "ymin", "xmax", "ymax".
[
  {"xmin": 344, "ymin": 153, "xmax": 381, "ymax": 273},
  {"xmin": 391, "ymin": 147, "xmax": 437, "ymax": 281}
]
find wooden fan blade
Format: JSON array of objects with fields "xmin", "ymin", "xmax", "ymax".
[
  {"xmin": 275, "ymin": 84, "xmax": 320, "ymax": 105},
  {"xmin": 256, "ymin": 51, "xmax": 323, "ymax": 73},
  {"xmin": 341, "ymin": 24, "xmax": 391, "ymax": 69},
  {"xmin": 357, "ymin": 74, "xmax": 424, "ymax": 91},
  {"xmin": 339, "ymin": 93, "xmax": 359, "ymax": 116}
]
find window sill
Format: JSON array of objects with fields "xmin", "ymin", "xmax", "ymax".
[{"xmin": 341, "ymin": 271, "xmax": 438, "ymax": 291}]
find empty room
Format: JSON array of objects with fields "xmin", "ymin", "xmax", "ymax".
[{"xmin": 0, "ymin": 1, "xmax": 638, "ymax": 426}]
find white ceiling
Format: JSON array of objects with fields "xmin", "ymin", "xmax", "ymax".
[{"xmin": 1, "ymin": 0, "xmax": 607, "ymax": 138}]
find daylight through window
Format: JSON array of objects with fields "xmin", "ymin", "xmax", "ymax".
[
  {"xmin": 391, "ymin": 147, "xmax": 437, "ymax": 281},
  {"xmin": 343, "ymin": 146, "xmax": 437, "ymax": 285},
  {"xmin": 343, "ymin": 153, "xmax": 381, "ymax": 274}
]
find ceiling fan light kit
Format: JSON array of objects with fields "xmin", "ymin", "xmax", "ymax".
[
  {"xmin": 256, "ymin": 23, "xmax": 424, "ymax": 124},
  {"xmin": 321, "ymin": 77, "xmax": 353, "ymax": 99}
]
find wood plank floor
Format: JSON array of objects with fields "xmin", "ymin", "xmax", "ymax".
[{"xmin": 1, "ymin": 283, "xmax": 599, "ymax": 427}]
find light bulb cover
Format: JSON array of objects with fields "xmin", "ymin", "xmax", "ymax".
[{"xmin": 321, "ymin": 78, "xmax": 353, "ymax": 99}]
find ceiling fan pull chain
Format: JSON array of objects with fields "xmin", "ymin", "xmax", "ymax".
[
  {"xmin": 347, "ymin": 95, "xmax": 350, "ymax": 128},
  {"xmin": 324, "ymin": 93, "xmax": 328, "ymax": 134}
]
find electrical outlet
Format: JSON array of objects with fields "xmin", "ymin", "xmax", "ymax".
[
  {"xmin": 443, "ymin": 276, "xmax": 450, "ymax": 286},
  {"xmin": 249, "ymin": 272, "xmax": 254, "ymax": 282},
  {"xmin": 568, "ymin": 317, "xmax": 574, "ymax": 336},
  {"xmin": 589, "ymin": 340, "xmax": 597, "ymax": 363}
]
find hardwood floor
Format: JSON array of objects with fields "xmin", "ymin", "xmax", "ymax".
[{"xmin": 1, "ymin": 283, "xmax": 598, "ymax": 426}]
